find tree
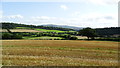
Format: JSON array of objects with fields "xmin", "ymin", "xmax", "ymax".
[
  {"xmin": 79, "ymin": 27, "xmax": 97, "ymax": 39},
  {"xmin": 2, "ymin": 33, "xmax": 13, "ymax": 39},
  {"xmin": 2, "ymin": 23, "xmax": 16, "ymax": 33},
  {"xmin": 2, "ymin": 33, "xmax": 22, "ymax": 39}
]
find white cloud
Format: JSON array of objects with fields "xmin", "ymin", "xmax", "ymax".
[
  {"xmin": 2, "ymin": 14, "xmax": 24, "ymax": 23},
  {"xmin": 60, "ymin": 5, "xmax": 68, "ymax": 10},
  {"xmin": 2, "ymin": 13, "xmax": 117, "ymax": 28},
  {"xmin": 87, "ymin": 0, "xmax": 119, "ymax": 6},
  {"xmin": 24, "ymin": 12, "xmax": 118, "ymax": 28},
  {"xmin": 70, "ymin": 12, "xmax": 118, "ymax": 28},
  {"xmin": 71, "ymin": 11, "xmax": 81, "ymax": 17},
  {"xmin": 25, "ymin": 12, "xmax": 117, "ymax": 28},
  {"xmin": 32, "ymin": 16, "xmax": 57, "ymax": 21},
  {"xmin": 0, "ymin": 10, "xmax": 3, "ymax": 21},
  {"xmin": 0, "ymin": 10, "xmax": 3, "ymax": 18},
  {"xmin": 24, "ymin": 16, "xmax": 65, "ymax": 25},
  {"xmin": 5, "ymin": 14, "xmax": 23, "ymax": 19}
]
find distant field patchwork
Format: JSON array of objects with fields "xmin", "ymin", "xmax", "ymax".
[
  {"xmin": 36, "ymin": 29, "xmax": 66, "ymax": 32},
  {"xmin": 1, "ymin": 29, "xmax": 43, "ymax": 32},
  {"xmin": 2, "ymin": 40, "xmax": 118, "ymax": 66},
  {"xmin": 0, "ymin": 29, "xmax": 75, "ymax": 33}
]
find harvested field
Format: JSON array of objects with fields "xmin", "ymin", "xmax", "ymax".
[{"xmin": 2, "ymin": 40, "xmax": 118, "ymax": 66}]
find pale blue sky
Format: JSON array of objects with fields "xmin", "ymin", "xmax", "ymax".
[{"xmin": 1, "ymin": 0, "xmax": 119, "ymax": 28}]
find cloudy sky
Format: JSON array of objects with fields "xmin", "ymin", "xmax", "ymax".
[{"xmin": 1, "ymin": 0, "xmax": 119, "ymax": 28}]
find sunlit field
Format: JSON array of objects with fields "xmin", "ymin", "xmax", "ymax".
[{"xmin": 2, "ymin": 40, "xmax": 118, "ymax": 66}]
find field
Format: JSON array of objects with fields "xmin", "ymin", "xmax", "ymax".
[
  {"xmin": 2, "ymin": 40, "xmax": 118, "ymax": 66},
  {"xmin": 1, "ymin": 28, "xmax": 75, "ymax": 33},
  {"xmin": 1, "ymin": 29, "xmax": 43, "ymax": 32},
  {"xmin": 36, "ymin": 29, "xmax": 66, "ymax": 32},
  {"xmin": 76, "ymin": 36, "xmax": 87, "ymax": 39},
  {"xmin": 23, "ymin": 36, "xmax": 64, "ymax": 40},
  {"xmin": 36, "ymin": 29, "xmax": 76, "ymax": 32},
  {"xmin": 16, "ymin": 27, "xmax": 32, "ymax": 29}
]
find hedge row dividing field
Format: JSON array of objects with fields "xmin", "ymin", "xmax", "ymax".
[{"xmin": 2, "ymin": 40, "xmax": 118, "ymax": 66}]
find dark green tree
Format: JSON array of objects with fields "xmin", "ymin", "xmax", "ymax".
[
  {"xmin": 2, "ymin": 33, "xmax": 13, "ymax": 39},
  {"xmin": 79, "ymin": 27, "xmax": 97, "ymax": 39},
  {"xmin": 1, "ymin": 23, "xmax": 16, "ymax": 33}
]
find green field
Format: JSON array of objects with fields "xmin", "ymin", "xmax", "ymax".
[
  {"xmin": 16, "ymin": 27, "xmax": 32, "ymax": 29},
  {"xmin": 36, "ymin": 29, "xmax": 76, "ymax": 32},
  {"xmin": 36, "ymin": 29, "xmax": 66, "ymax": 32},
  {"xmin": 16, "ymin": 27, "xmax": 64, "ymax": 32},
  {"xmin": 11, "ymin": 27, "xmax": 77, "ymax": 33}
]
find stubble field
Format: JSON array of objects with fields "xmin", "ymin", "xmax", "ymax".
[{"xmin": 2, "ymin": 40, "xmax": 118, "ymax": 66}]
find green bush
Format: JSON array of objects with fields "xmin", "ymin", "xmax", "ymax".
[{"xmin": 2, "ymin": 33, "xmax": 22, "ymax": 39}]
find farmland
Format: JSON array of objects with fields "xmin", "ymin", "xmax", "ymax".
[
  {"xmin": 35, "ymin": 29, "xmax": 65, "ymax": 32},
  {"xmin": 2, "ymin": 40, "xmax": 118, "ymax": 66},
  {"xmin": 1, "ymin": 29, "xmax": 43, "ymax": 32},
  {"xmin": 1, "ymin": 28, "xmax": 75, "ymax": 33},
  {"xmin": 23, "ymin": 36, "xmax": 64, "ymax": 40}
]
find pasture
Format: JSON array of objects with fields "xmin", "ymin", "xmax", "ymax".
[
  {"xmin": 36, "ymin": 29, "xmax": 66, "ymax": 32},
  {"xmin": 2, "ymin": 40, "xmax": 118, "ymax": 66},
  {"xmin": 1, "ymin": 29, "xmax": 75, "ymax": 33}
]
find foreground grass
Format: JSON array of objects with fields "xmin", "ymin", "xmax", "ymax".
[{"xmin": 2, "ymin": 40, "xmax": 118, "ymax": 66}]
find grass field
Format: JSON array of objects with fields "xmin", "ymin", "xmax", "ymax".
[
  {"xmin": 16, "ymin": 27, "xmax": 32, "ymax": 29},
  {"xmin": 36, "ymin": 29, "xmax": 66, "ymax": 32},
  {"xmin": 16, "ymin": 27, "xmax": 73, "ymax": 32},
  {"xmin": 2, "ymin": 40, "xmax": 118, "ymax": 66},
  {"xmin": 1, "ymin": 28, "xmax": 75, "ymax": 33},
  {"xmin": 36, "ymin": 29, "xmax": 76, "ymax": 32}
]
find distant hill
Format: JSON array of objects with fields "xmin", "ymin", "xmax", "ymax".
[
  {"xmin": 40, "ymin": 24, "xmax": 83, "ymax": 31},
  {"xmin": 1, "ymin": 22, "xmax": 76, "ymax": 31}
]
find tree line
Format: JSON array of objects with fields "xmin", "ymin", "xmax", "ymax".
[
  {"xmin": 1, "ymin": 32, "xmax": 78, "ymax": 40},
  {"xmin": 95, "ymin": 27, "xmax": 120, "ymax": 36}
]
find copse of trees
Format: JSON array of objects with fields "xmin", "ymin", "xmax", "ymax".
[
  {"xmin": 1, "ymin": 23, "xmax": 16, "ymax": 29},
  {"xmin": 95, "ymin": 27, "xmax": 120, "ymax": 37},
  {"xmin": 79, "ymin": 27, "xmax": 97, "ymax": 39},
  {"xmin": 0, "ymin": 23, "xmax": 16, "ymax": 33}
]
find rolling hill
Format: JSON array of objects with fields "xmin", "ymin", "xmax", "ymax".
[{"xmin": 40, "ymin": 24, "xmax": 83, "ymax": 31}]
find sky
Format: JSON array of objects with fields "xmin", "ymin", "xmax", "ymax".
[{"xmin": 0, "ymin": 0, "xmax": 119, "ymax": 28}]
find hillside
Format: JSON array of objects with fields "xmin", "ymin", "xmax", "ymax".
[
  {"xmin": 41, "ymin": 24, "xmax": 83, "ymax": 31},
  {"xmin": 0, "ymin": 22, "xmax": 76, "ymax": 31},
  {"xmin": 1, "ymin": 22, "xmax": 120, "ymax": 41}
]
